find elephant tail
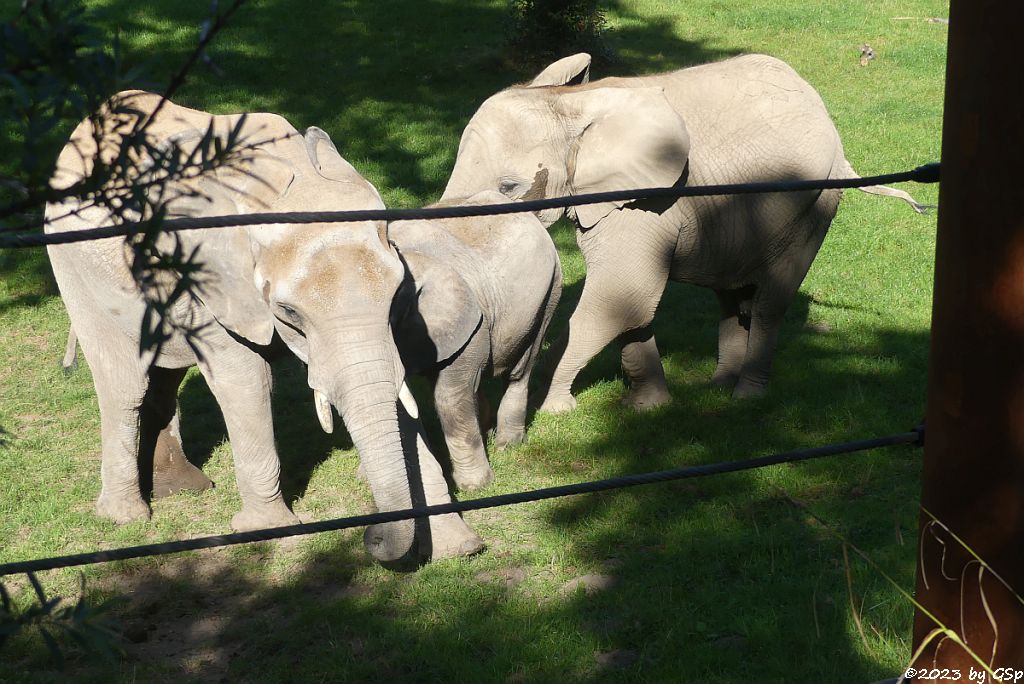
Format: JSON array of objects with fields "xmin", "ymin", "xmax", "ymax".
[
  {"xmin": 837, "ymin": 158, "xmax": 935, "ymax": 214},
  {"xmin": 61, "ymin": 327, "xmax": 78, "ymax": 377}
]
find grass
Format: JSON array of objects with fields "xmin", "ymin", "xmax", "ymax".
[{"xmin": 0, "ymin": 0, "xmax": 948, "ymax": 680}]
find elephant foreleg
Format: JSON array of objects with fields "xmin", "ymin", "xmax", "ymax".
[
  {"xmin": 619, "ymin": 326, "xmax": 671, "ymax": 410},
  {"xmin": 541, "ymin": 230, "xmax": 669, "ymax": 413},
  {"xmin": 196, "ymin": 342, "xmax": 297, "ymax": 531},
  {"xmin": 396, "ymin": 384, "xmax": 484, "ymax": 561}
]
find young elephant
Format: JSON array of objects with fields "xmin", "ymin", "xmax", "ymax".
[
  {"xmin": 46, "ymin": 92, "xmax": 482, "ymax": 563},
  {"xmin": 441, "ymin": 53, "xmax": 928, "ymax": 407},
  {"xmin": 388, "ymin": 192, "xmax": 562, "ymax": 491}
]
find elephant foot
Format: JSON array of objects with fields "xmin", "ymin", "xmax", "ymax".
[
  {"xmin": 494, "ymin": 427, "xmax": 525, "ymax": 450},
  {"xmin": 152, "ymin": 458, "xmax": 213, "ymax": 498},
  {"xmin": 732, "ymin": 378, "xmax": 768, "ymax": 400},
  {"xmin": 539, "ymin": 391, "xmax": 577, "ymax": 414},
  {"xmin": 709, "ymin": 368, "xmax": 739, "ymax": 389},
  {"xmin": 364, "ymin": 519, "xmax": 418, "ymax": 564},
  {"xmin": 231, "ymin": 501, "xmax": 300, "ymax": 532},
  {"xmin": 425, "ymin": 513, "xmax": 485, "ymax": 561},
  {"xmin": 453, "ymin": 464, "xmax": 495, "ymax": 492},
  {"xmin": 96, "ymin": 492, "xmax": 151, "ymax": 524},
  {"xmin": 622, "ymin": 384, "xmax": 671, "ymax": 411}
]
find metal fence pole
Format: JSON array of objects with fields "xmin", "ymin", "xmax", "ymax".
[{"xmin": 913, "ymin": 0, "xmax": 1024, "ymax": 669}]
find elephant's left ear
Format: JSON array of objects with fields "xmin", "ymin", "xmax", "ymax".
[
  {"xmin": 564, "ymin": 86, "xmax": 690, "ymax": 229},
  {"xmin": 391, "ymin": 249, "xmax": 482, "ymax": 375}
]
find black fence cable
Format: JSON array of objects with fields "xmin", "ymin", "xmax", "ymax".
[
  {"xmin": 0, "ymin": 428, "xmax": 923, "ymax": 576},
  {"xmin": 0, "ymin": 164, "xmax": 940, "ymax": 249}
]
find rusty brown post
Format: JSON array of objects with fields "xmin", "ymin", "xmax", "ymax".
[{"xmin": 912, "ymin": 0, "xmax": 1024, "ymax": 673}]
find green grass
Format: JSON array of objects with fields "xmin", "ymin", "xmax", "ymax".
[{"xmin": 0, "ymin": 0, "xmax": 948, "ymax": 680}]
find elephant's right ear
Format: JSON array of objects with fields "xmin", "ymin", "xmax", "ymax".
[
  {"xmin": 171, "ymin": 175, "xmax": 276, "ymax": 346},
  {"xmin": 564, "ymin": 86, "xmax": 690, "ymax": 229},
  {"xmin": 529, "ymin": 53, "xmax": 592, "ymax": 87},
  {"xmin": 391, "ymin": 249, "xmax": 482, "ymax": 375}
]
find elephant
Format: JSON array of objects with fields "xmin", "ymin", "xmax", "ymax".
[
  {"xmin": 388, "ymin": 191, "xmax": 562, "ymax": 491},
  {"xmin": 440, "ymin": 53, "xmax": 928, "ymax": 408},
  {"xmin": 45, "ymin": 91, "xmax": 482, "ymax": 562}
]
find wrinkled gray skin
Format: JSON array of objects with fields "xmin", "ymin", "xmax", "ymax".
[
  {"xmin": 46, "ymin": 91, "xmax": 481, "ymax": 562},
  {"xmin": 441, "ymin": 53, "xmax": 927, "ymax": 407},
  {"xmin": 389, "ymin": 192, "xmax": 562, "ymax": 491}
]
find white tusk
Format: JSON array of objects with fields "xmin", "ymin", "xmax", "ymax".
[
  {"xmin": 314, "ymin": 389, "xmax": 334, "ymax": 434},
  {"xmin": 398, "ymin": 381, "xmax": 419, "ymax": 419}
]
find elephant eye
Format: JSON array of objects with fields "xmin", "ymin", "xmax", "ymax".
[
  {"xmin": 498, "ymin": 178, "xmax": 525, "ymax": 199},
  {"xmin": 276, "ymin": 303, "xmax": 302, "ymax": 325}
]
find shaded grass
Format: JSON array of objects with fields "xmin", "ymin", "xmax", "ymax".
[{"xmin": 0, "ymin": 0, "xmax": 947, "ymax": 680}]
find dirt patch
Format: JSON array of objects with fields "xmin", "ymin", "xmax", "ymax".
[
  {"xmin": 81, "ymin": 544, "xmax": 373, "ymax": 680},
  {"xmin": 474, "ymin": 567, "xmax": 527, "ymax": 588},
  {"xmin": 560, "ymin": 573, "xmax": 618, "ymax": 595}
]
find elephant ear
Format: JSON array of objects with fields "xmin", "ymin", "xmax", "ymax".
[
  {"xmin": 304, "ymin": 127, "xmax": 364, "ymax": 184},
  {"xmin": 530, "ymin": 53, "xmax": 592, "ymax": 87},
  {"xmin": 565, "ymin": 86, "xmax": 690, "ymax": 229},
  {"xmin": 303, "ymin": 126, "xmax": 389, "ymax": 246},
  {"xmin": 166, "ymin": 165, "xmax": 276, "ymax": 346},
  {"xmin": 391, "ymin": 249, "xmax": 483, "ymax": 375}
]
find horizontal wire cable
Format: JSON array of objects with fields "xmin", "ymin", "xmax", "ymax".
[
  {"xmin": 0, "ymin": 163, "xmax": 940, "ymax": 249},
  {"xmin": 0, "ymin": 428, "xmax": 923, "ymax": 576}
]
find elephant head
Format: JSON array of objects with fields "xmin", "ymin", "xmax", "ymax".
[{"xmin": 440, "ymin": 53, "xmax": 691, "ymax": 229}]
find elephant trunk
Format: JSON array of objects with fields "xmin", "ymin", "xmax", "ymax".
[{"xmin": 313, "ymin": 327, "xmax": 415, "ymax": 563}]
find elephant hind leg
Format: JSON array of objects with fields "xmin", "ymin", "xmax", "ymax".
[
  {"xmin": 496, "ymin": 273, "xmax": 562, "ymax": 446},
  {"xmin": 710, "ymin": 285, "xmax": 756, "ymax": 389},
  {"xmin": 733, "ymin": 199, "xmax": 834, "ymax": 399},
  {"xmin": 140, "ymin": 366, "xmax": 213, "ymax": 499},
  {"xmin": 87, "ymin": 343, "xmax": 151, "ymax": 523},
  {"xmin": 435, "ymin": 352, "xmax": 495, "ymax": 491}
]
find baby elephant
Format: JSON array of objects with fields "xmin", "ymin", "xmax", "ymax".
[{"xmin": 389, "ymin": 192, "xmax": 561, "ymax": 491}]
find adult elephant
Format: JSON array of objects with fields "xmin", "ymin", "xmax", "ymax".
[
  {"xmin": 441, "ymin": 53, "xmax": 927, "ymax": 408},
  {"xmin": 46, "ymin": 92, "xmax": 481, "ymax": 562}
]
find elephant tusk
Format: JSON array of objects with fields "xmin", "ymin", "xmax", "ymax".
[
  {"xmin": 314, "ymin": 389, "xmax": 334, "ymax": 434},
  {"xmin": 397, "ymin": 381, "xmax": 419, "ymax": 420}
]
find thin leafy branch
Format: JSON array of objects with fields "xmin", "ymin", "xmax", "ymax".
[{"xmin": 0, "ymin": 573, "xmax": 121, "ymax": 669}]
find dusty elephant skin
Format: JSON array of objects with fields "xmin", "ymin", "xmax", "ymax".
[
  {"xmin": 46, "ymin": 92, "xmax": 481, "ymax": 563},
  {"xmin": 389, "ymin": 191, "xmax": 562, "ymax": 492},
  {"xmin": 441, "ymin": 53, "xmax": 928, "ymax": 409}
]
